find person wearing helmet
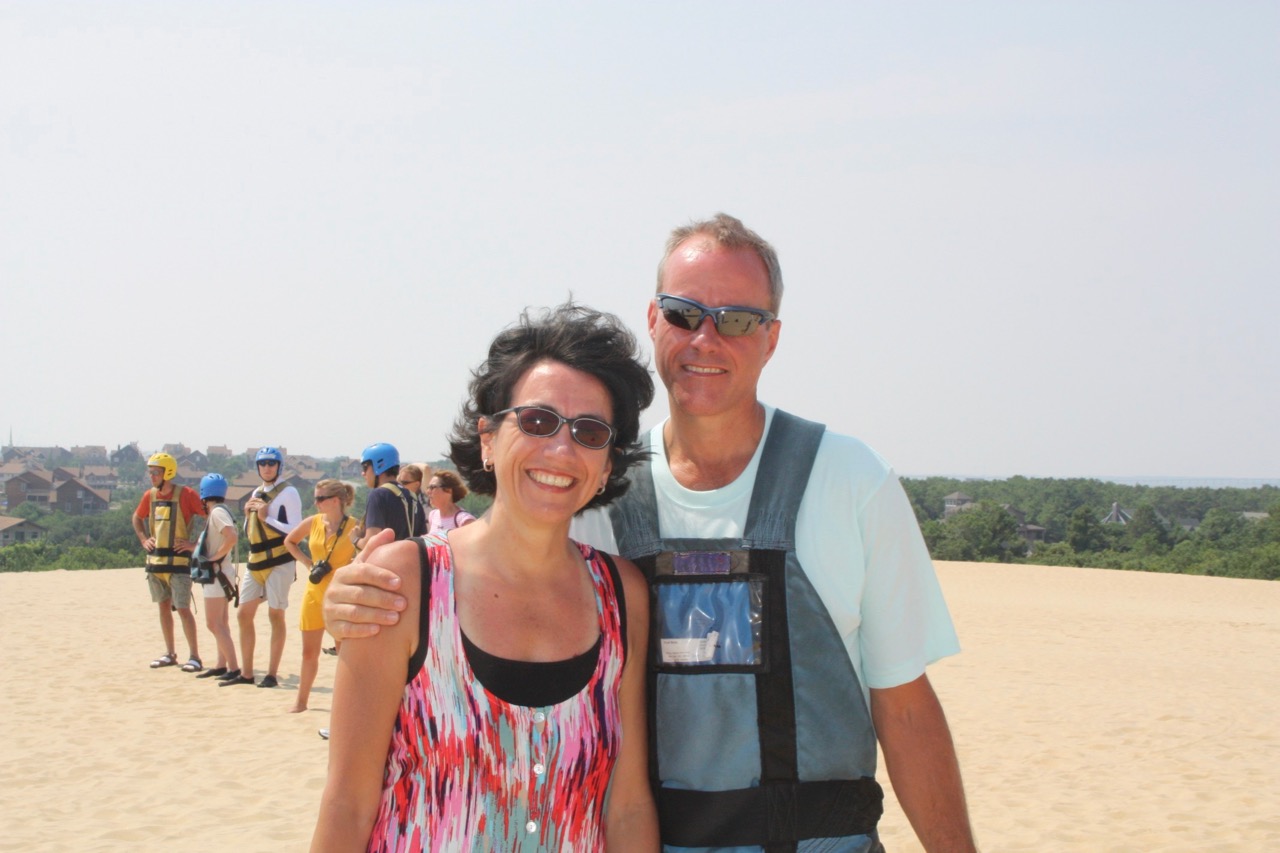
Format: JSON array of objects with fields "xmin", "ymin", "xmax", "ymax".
[
  {"xmin": 355, "ymin": 442, "xmax": 425, "ymax": 549},
  {"xmin": 191, "ymin": 473, "xmax": 241, "ymax": 682},
  {"xmin": 132, "ymin": 452, "xmax": 206, "ymax": 672},
  {"xmin": 223, "ymin": 446, "xmax": 302, "ymax": 689}
]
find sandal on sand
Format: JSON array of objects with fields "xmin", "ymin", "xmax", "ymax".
[
  {"xmin": 150, "ymin": 653, "xmax": 178, "ymax": 669},
  {"xmin": 257, "ymin": 674, "xmax": 279, "ymax": 688},
  {"xmin": 196, "ymin": 667, "xmax": 227, "ymax": 679},
  {"xmin": 180, "ymin": 657, "xmax": 203, "ymax": 673}
]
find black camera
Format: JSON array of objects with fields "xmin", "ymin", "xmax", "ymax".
[{"xmin": 309, "ymin": 559, "xmax": 333, "ymax": 584}]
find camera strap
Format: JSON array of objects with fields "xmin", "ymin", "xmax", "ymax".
[{"xmin": 317, "ymin": 515, "xmax": 351, "ymax": 563}]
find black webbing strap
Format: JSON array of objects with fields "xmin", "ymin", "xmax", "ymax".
[
  {"xmin": 657, "ymin": 778, "xmax": 884, "ymax": 848},
  {"xmin": 405, "ymin": 537, "xmax": 433, "ymax": 683},
  {"xmin": 753, "ymin": 548, "xmax": 797, "ymax": 799}
]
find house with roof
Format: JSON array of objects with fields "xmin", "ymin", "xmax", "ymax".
[
  {"xmin": 70, "ymin": 445, "xmax": 110, "ymax": 464},
  {"xmin": 179, "ymin": 450, "xmax": 210, "ymax": 470},
  {"xmin": 79, "ymin": 466, "xmax": 119, "ymax": 494},
  {"xmin": 1100, "ymin": 502, "xmax": 1133, "ymax": 525},
  {"xmin": 0, "ymin": 460, "xmax": 35, "ymax": 487},
  {"xmin": 292, "ymin": 467, "xmax": 325, "ymax": 485},
  {"xmin": 173, "ymin": 465, "xmax": 208, "ymax": 488},
  {"xmin": 3, "ymin": 446, "xmax": 72, "ymax": 466},
  {"xmin": 52, "ymin": 479, "xmax": 110, "ymax": 515},
  {"xmin": 943, "ymin": 492, "xmax": 974, "ymax": 518},
  {"xmin": 0, "ymin": 515, "xmax": 46, "ymax": 546},
  {"xmin": 162, "ymin": 442, "xmax": 192, "ymax": 459},
  {"xmin": 111, "ymin": 442, "xmax": 143, "ymax": 464},
  {"xmin": 5, "ymin": 470, "xmax": 55, "ymax": 510},
  {"xmin": 207, "ymin": 445, "xmax": 233, "ymax": 459}
]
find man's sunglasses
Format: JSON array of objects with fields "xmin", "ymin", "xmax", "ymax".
[
  {"xmin": 490, "ymin": 405, "xmax": 615, "ymax": 450},
  {"xmin": 655, "ymin": 293, "xmax": 775, "ymax": 337}
]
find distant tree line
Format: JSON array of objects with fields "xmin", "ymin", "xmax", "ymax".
[{"xmin": 902, "ymin": 477, "xmax": 1280, "ymax": 581}]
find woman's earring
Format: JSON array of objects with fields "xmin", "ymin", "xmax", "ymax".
[
  {"xmin": 596, "ymin": 482, "xmax": 606, "ymax": 495},
  {"xmin": 483, "ymin": 458, "xmax": 494, "ymax": 472}
]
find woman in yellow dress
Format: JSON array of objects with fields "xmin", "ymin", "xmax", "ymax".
[{"xmin": 284, "ymin": 478, "xmax": 357, "ymax": 713}]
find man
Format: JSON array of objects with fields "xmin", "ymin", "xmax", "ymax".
[
  {"xmin": 326, "ymin": 214, "xmax": 975, "ymax": 852},
  {"xmin": 133, "ymin": 452, "xmax": 205, "ymax": 673},
  {"xmin": 354, "ymin": 442, "xmax": 425, "ymax": 548},
  {"xmin": 192, "ymin": 473, "xmax": 241, "ymax": 681},
  {"xmin": 222, "ymin": 446, "xmax": 301, "ymax": 688}
]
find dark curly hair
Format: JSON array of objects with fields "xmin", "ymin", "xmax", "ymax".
[{"xmin": 448, "ymin": 302, "xmax": 654, "ymax": 513}]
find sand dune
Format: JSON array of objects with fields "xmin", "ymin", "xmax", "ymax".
[{"xmin": 1, "ymin": 561, "xmax": 1277, "ymax": 851}]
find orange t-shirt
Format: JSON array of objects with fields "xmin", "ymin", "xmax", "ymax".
[{"xmin": 134, "ymin": 486, "xmax": 206, "ymax": 524}]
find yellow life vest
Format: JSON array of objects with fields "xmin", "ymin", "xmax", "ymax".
[
  {"xmin": 147, "ymin": 485, "xmax": 192, "ymax": 571},
  {"xmin": 245, "ymin": 482, "xmax": 292, "ymax": 571}
]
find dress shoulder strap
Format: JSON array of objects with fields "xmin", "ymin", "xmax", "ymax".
[{"xmin": 406, "ymin": 537, "xmax": 434, "ymax": 683}]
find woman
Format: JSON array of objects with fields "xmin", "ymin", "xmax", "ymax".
[
  {"xmin": 312, "ymin": 304, "xmax": 658, "ymax": 852},
  {"xmin": 284, "ymin": 479, "xmax": 357, "ymax": 714},
  {"xmin": 423, "ymin": 469, "xmax": 476, "ymax": 536},
  {"xmin": 395, "ymin": 464, "xmax": 429, "ymax": 520}
]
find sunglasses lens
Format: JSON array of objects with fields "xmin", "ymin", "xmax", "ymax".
[
  {"xmin": 716, "ymin": 310, "xmax": 760, "ymax": 336},
  {"xmin": 572, "ymin": 419, "xmax": 613, "ymax": 449},
  {"xmin": 662, "ymin": 305, "xmax": 701, "ymax": 331},
  {"xmin": 517, "ymin": 407, "xmax": 561, "ymax": 438}
]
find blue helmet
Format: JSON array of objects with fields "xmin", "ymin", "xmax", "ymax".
[
  {"xmin": 199, "ymin": 473, "xmax": 229, "ymax": 500},
  {"xmin": 256, "ymin": 446, "xmax": 284, "ymax": 466},
  {"xmin": 361, "ymin": 442, "xmax": 400, "ymax": 476}
]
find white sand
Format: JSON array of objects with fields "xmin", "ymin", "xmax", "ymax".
[{"xmin": 1, "ymin": 561, "xmax": 1277, "ymax": 851}]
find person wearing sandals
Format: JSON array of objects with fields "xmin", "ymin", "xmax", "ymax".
[
  {"xmin": 224, "ymin": 446, "xmax": 302, "ymax": 688},
  {"xmin": 424, "ymin": 469, "xmax": 476, "ymax": 536},
  {"xmin": 311, "ymin": 304, "xmax": 658, "ymax": 851},
  {"xmin": 283, "ymin": 479, "xmax": 357, "ymax": 713},
  {"xmin": 192, "ymin": 473, "xmax": 242, "ymax": 682},
  {"xmin": 132, "ymin": 452, "xmax": 205, "ymax": 673}
]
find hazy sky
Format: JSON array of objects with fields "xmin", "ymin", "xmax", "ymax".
[{"xmin": 2, "ymin": 2, "xmax": 1276, "ymax": 479}]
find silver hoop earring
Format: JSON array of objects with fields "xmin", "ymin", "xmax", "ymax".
[
  {"xmin": 596, "ymin": 483, "xmax": 606, "ymax": 495},
  {"xmin": 483, "ymin": 458, "xmax": 494, "ymax": 472}
]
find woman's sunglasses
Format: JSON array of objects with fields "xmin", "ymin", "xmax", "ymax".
[
  {"xmin": 490, "ymin": 405, "xmax": 615, "ymax": 450},
  {"xmin": 655, "ymin": 293, "xmax": 775, "ymax": 337}
]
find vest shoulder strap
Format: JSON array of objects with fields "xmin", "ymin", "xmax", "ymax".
[{"xmin": 743, "ymin": 409, "xmax": 826, "ymax": 544}]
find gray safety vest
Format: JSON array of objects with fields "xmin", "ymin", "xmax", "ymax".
[{"xmin": 609, "ymin": 410, "xmax": 884, "ymax": 853}]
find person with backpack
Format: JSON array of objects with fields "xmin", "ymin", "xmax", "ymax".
[
  {"xmin": 132, "ymin": 452, "xmax": 206, "ymax": 673},
  {"xmin": 192, "ymin": 473, "xmax": 241, "ymax": 681},
  {"xmin": 355, "ymin": 443, "xmax": 425, "ymax": 548}
]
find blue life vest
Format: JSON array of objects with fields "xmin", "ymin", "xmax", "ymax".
[{"xmin": 609, "ymin": 410, "xmax": 884, "ymax": 853}]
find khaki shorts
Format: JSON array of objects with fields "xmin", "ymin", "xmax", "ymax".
[
  {"xmin": 240, "ymin": 563, "xmax": 295, "ymax": 610},
  {"xmin": 147, "ymin": 572, "xmax": 193, "ymax": 608}
]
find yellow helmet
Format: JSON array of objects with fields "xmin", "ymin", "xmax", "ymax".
[{"xmin": 147, "ymin": 452, "xmax": 178, "ymax": 481}]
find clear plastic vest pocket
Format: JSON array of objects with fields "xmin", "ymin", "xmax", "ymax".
[{"xmin": 650, "ymin": 550, "xmax": 767, "ymax": 673}]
